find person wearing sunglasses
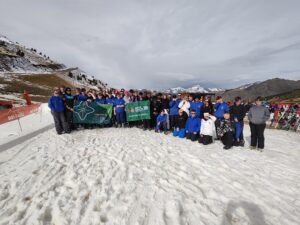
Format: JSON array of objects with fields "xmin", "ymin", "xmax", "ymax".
[{"xmin": 62, "ymin": 87, "xmax": 75, "ymax": 131}]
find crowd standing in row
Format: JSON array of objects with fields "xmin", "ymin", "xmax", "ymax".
[{"xmin": 48, "ymin": 86, "xmax": 271, "ymax": 151}]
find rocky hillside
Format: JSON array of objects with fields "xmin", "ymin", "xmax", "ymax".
[
  {"xmin": 0, "ymin": 35, "xmax": 109, "ymax": 103},
  {"xmin": 266, "ymin": 88, "xmax": 300, "ymax": 103},
  {"xmin": 219, "ymin": 78, "xmax": 300, "ymax": 102},
  {"xmin": 0, "ymin": 35, "xmax": 65, "ymax": 72}
]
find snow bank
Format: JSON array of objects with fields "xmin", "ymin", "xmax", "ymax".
[
  {"xmin": 0, "ymin": 126, "xmax": 299, "ymax": 225},
  {"xmin": 0, "ymin": 103, "xmax": 53, "ymax": 145}
]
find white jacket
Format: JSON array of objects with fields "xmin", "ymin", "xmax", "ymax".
[
  {"xmin": 200, "ymin": 115, "xmax": 216, "ymax": 137},
  {"xmin": 178, "ymin": 100, "xmax": 190, "ymax": 116}
]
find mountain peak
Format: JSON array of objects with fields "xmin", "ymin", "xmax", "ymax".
[{"xmin": 165, "ymin": 85, "xmax": 224, "ymax": 93}]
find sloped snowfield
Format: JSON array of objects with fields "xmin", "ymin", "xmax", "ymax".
[{"xmin": 0, "ymin": 127, "xmax": 299, "ymax": 225}]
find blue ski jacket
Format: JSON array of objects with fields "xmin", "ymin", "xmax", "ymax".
[
  {"xmin": 185, "ymin": 116, "xmax": 201, "ymax": 133},
  {"xmin": 106, "ymin": 97, "xmax": 116, "ymax": 106},
  {"xmin": 48, "ymin": 95, "xmax": 65, "ymax": 112},
  {"xmin": 214, "ymin": 102, "xmax": 229, "ymax": 119},
  {"xmin": 190, "ymin": 101, "xmax": 204, "ymax": 118},
  {"xmin": 115, "ymin": 98, "xmax": 125, "ymax": 113},
  {"xmin": 95, "ymin": 98, "xmax": 107, "ymax": 104},
  {"xmin": 78, "ymin": 94, "xmax": 88, "ymax": 101},
  {"xmin": 169, "ymin": 99, "xmax": 180, "ymax": 116},
  {"xmin": 156, "ymin": 114, "xmax": 167, "ymax": 124}
]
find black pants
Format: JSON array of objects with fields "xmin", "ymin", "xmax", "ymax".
[
  {"xmin": 156, "ymin": 122, "xmax": 167, "ymax": 132},
  {"xmin": 215, "ymin": 119, "xmax": 221, "ymax": 138},
  {"xmin": 143, "ymin": 119, "xmax": 151, "ymax": 129},
  {"xmin": 221, "ymin": 132, "xmax": 234, "ymax": 148},
  {"xmin": 51, "ymin": 111, "xmax": 70, "ymax": 134},
  {"xmin": 169, "ymin": 115, "xmax": 177, "ymax": 130},
  {"xmin": 250, "ymin": 123, "xmax": 266, "ymax": 149},
  {"xmin": 186, "ymin": 133, "xmax": 198, "ymax": 141},
  {"xmin": 199, "ymin": 135, "xmax": 213, "ymax": 145},
  {"xmin": 151, "ymin": 114, "xmax": 158, "ymax": 128},
  {"xmin": 65, "ymin": 111, "xmax": 74, "ymax": 130}
]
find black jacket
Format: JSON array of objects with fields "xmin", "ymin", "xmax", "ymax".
[
  {"xmin": 151, "ymin": 97, "xmax": 162, "ymax": 115},
  {"xmin": 62, "ymin": 94, "xmax": 74, "ymax": 112},
  {"xmin": 230, "ymin": 104, "xmax": 246, "ymax": 122},
  {"xmin": 175, "ymin": 112, "xmax": 188, "ymax": 129},
  {"xmin": 201, "ymin": 103, "xmax": 214, "ymax": 118},
  {"xmin": 161, "ymin": 99, "xmax": 170, "ymax": 111}
]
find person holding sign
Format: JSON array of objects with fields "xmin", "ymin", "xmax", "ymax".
[{"xmin": 115, "ymin": 93, "xmax": 126, "ymax": 128}]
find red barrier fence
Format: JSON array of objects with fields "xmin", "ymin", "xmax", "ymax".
[{"xmin": 0, "ymin": 104, "xmax": 41, "ymax": 125}]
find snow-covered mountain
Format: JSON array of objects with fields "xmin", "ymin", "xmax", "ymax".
[
  {"xmin": 236, "ymin": 82, "xmax": 261, "ymax": 90},
  {"xmin": 0, "ymin": 34, "xmax": 65, "ymax": 72},
  {"xmin": 165, "ymin": 84, "xmax": 223, "ymax": 94}
]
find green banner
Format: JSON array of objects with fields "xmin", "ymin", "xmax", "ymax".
[
  {"xmin": 73, "ymin": 101, "xmax": 112, "ymax": 124},
  {"xmin": 125, "ymin": 100, "xmax": 151, "ymax": 122}
]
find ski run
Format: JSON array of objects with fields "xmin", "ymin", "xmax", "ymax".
[{"xmin": 0, "ymin": 125, "xmax": 300, "ymax": 225}]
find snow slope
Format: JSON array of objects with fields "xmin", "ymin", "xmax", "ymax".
[
  {"xmin": 0, "ymin": 127, "xmax": 299, "ymax": 225},
  {"xmin": 0, "ymin": 104, "xmax": 53, "ymax": 145}
]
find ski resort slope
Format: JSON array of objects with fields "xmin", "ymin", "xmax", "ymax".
[{"xmin": 0, "ymin": 127, "xmax": 299, "ymax": 225}]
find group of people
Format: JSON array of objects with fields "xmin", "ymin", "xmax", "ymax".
[
  {"xmin": 269, "ymin": 103, "xmax": 300, "ymax": 131},
  {"xmin": 48, "ymin": 86, "xmax": 271, "ymax": 151}
]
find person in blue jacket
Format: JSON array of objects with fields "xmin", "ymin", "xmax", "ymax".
[
  {"xmin": 169, "ymin": 95, "xmax": 180, "ymax": 130},
  {"xmin": 185, "ymin": 109, "xmax": 201, "ymax": 141},
  {"xmin": 214, "ymin": 96, "xmax": 230, "ymax": 119},
  {"xmin": 78, "ymin": 88, "xmax": 88, "ymax": 101},
  {"xmin": 190, "ymin": 96, "xmax": 204, "ymax": 118},
  {"xmin": 115, "ymin": 93, "xmax": 125, "ymax": 128},
  {"xmin": 106, "ymin": 92, "xmax": 116, "ymax": 106},
  {"xmin": 48, "ymin": 87, "xmax": 70, "ymax": 135},
  {"xmin": 95, "ymin": 94, "xmax": 107, "ymax": 104},
  {"xmin": 155, "ymin": 110, "xmax": 168, "ymax": 133},
  {"xmin": 214, "ymin": 96, "xmax": 229, "ymax": 138}
]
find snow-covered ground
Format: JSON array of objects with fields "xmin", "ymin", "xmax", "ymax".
[
  {"xmin": 0, "ymin": 124, "xmax": 299, "ymax": 225},
  {"xmin": 0, "ymin": 104, "xmax": 53, "ymax": 145}
]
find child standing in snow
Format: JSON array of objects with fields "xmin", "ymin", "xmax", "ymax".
[
  {"xmin": 199, "ymin": 113, "xmax": 216, "ymax": 145},
  {"xmin": 217, "ymin": 112, "xmax": 235, "ymax": 150},
  {"xmin": 185, "ymin": 109, "xmax": 201, "ymax": 141},
  {"xmin": 155, "ymin": 110, "xmax": 168, "ymax": 133}
]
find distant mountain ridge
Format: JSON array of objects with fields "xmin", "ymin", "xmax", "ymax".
[
  {"xmin": 218, "ymin": 78, "xmax": 300, "ymax": 101},
  {"xmin": 165, "ymin": 84, "xmax": 224, "ymax": 94},
  {"xmin": 0, "ymin": 35, "xmax": 65, "ymax": 72}
]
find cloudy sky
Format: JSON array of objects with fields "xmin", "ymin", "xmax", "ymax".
[{"xmin": 1, "ymin": 0, "xmax": 300, "ymax": 89}]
